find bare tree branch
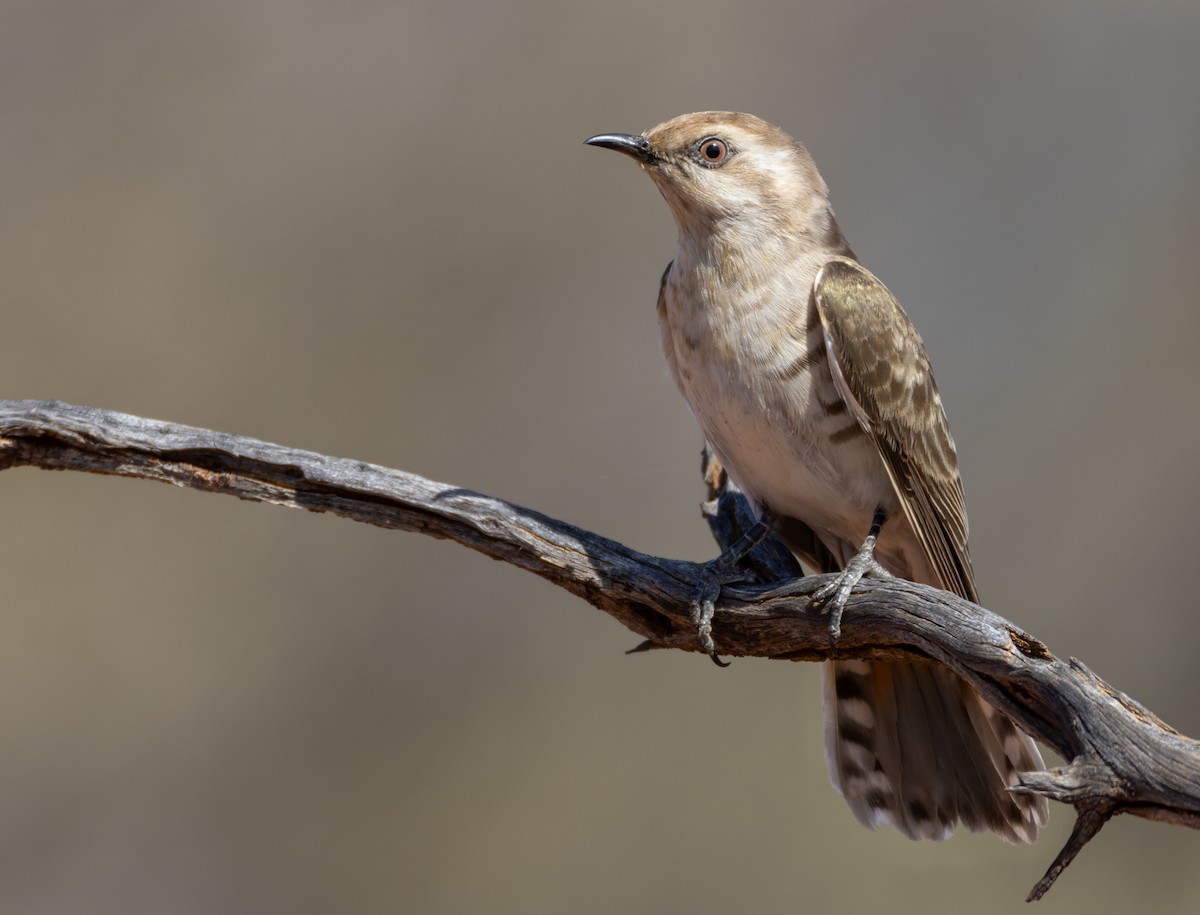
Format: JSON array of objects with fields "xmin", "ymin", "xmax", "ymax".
[{"xmin": 1, "ymin": 399, "xmax": 1197, "ymax": 901}]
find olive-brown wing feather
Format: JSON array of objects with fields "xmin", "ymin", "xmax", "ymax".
[{"xmin": 813, "ymin": 257, "xmax": 976, "ymax": 602}]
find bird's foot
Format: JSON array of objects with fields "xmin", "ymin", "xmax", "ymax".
[
  {"xmin": 692, "ymin": 512, "xmax": 776, "ymax": 667},
  {"xmin": 810, "ymin": 508, "xmax": 892, "ymax": 642},
  {"xmin": 692, "ymin": 563, "xmax": 747, "ymax": 669}
]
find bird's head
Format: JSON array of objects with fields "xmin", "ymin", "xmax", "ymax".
[{"xmin": 586, "ymin": 111, "xmax": 839, "ymax": 249}]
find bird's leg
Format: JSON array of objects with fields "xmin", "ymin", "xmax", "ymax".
[
  {"xmin": 811, "ymin": 507, "xmax": 893, "ymax": 641},
  {"xmin": 693, "ymin": 509, "xmax": 778, "ymax": 667}
]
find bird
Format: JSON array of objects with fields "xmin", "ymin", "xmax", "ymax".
[{"xmin": 585, "ymin": 112, "xmax": 1048, "ymax": 843}]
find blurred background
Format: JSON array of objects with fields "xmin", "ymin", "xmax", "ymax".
[{"xmin": 3, "ymin": 1, "xmax": 1199, "ymax": 912}]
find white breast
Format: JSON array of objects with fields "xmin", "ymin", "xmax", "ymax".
[{"xmin": 659, "ymin": 253, "xmax": 896, "ymax": 548}]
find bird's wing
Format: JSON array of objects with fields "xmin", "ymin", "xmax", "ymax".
[{"xmin": 812, "ymin": 257, "xmax": 976, "ymax": 602}]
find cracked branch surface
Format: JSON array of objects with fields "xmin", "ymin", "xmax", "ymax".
[{"xmin": 2, "ymin": 399, "xmax": 1198, "ymax": 901}]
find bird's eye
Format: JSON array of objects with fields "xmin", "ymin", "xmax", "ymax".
[{"xmin": 696, "ymin": 137, "xmax": 730, "ymax": 167}]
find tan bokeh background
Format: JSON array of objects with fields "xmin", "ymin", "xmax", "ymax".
[{"xmin": 4, "ymin": 2, "xmax": 1200, "ymax": 912}]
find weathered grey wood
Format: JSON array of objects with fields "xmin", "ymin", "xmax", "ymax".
[{"xmin": 1, "ymin": 399, "xmax": 1196, "ymax": 901}]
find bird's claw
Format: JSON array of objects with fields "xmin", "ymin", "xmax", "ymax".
[
  {"xmin": 692, "ymin": 562, "xmax": 742, "ymax": 667},
  {"xmin": 689, "ymin": 512, "xmax": 777, "ymax": 666},
  {"xmin": 810, "ymin": 552, "xmax": 891, "ymax": 643}
]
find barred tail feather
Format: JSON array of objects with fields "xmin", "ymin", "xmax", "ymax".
[{"xmin": 823, "ymin": 659, "xmax": 1048, "ymax": 843}]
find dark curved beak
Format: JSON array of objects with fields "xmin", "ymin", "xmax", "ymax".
[{"xmin": 584, "ymin": 132, "xmax": 658, "ymax": 164}]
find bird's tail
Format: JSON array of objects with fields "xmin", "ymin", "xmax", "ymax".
[{"xmin": 823, "ymin": 658, "xmax": 1048, "ymax": 843}]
